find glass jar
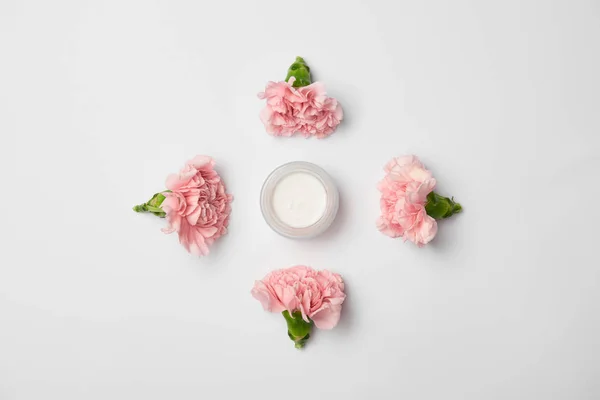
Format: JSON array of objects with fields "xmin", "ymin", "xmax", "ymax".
[{"xmin": 260, "ymin": 161, "xmax": 339, "ymax": 239}]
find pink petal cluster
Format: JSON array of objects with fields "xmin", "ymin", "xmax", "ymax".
[
  {"xmin": 377, "ymin": 155, "xmax": 438, "ymax": 247},
  {"xmin": 251, "ymin": 265, "xmax": 346, "ymax": 330},
  {"xmin": 258, "ymin": 77, "xmax": 343, "ymax": 139},
  {"xmin": 161, "ymin": 155, "xmax": 233, "ymax": 256}
]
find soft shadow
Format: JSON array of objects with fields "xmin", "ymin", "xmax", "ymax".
[
  {"xmin": 334, "ymin": 279, "xmax": 355, "ymax": 333},
  {"xmin": 201, "ymin": 233, "xmax": 231, "ymax": 268},
  {"xmin": 428, "ymin": 217, "xmax": 463, "ymax": 255},
  {"xmin": 329, "ymin": 83, "xmax": 360, "ymax": 138},
  {"xmin": 306, "ymin": 280, "xmax": 354, "ymax": 350}
]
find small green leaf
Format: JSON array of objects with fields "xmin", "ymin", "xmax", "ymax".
[
  {"xmin": 425, "ymin": 191, "xmax": 463, "ymax": 220},
  {"xmin": 425, "ymin": 192, "xmax": 449, "ymax": 219},
  {"xmin": 285, "ymin": 56, "xmax": 312, "ymax": 87},
  {"xmin": 148, "ymin": 192, "xmax": 166, "ymax": 208}
]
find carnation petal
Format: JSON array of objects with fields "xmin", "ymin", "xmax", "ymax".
[
  {"xmin": 185, "ymin": 206, "xmax": 201, "ymax": 226},
  {"xmin": 377, "ymin": 217, "xmax": 404, "ymax": 238},
  {"xmin": 310, "ymin": 304, "xmax": 342, "ymax": 330},
  {"xmin": 189, "ymin": 155, "xmax": 213, "ymax": 169},
  {"xmin": 251, "ymin": 281, "xmax": 275, "ymax": 311},
  {"xmin": 165, "ymin": 173, "xmax": 186, "ymax": 190},
  {"xmin": 187, "ymin": 229, "xmax": 209, "ymax": 256},
  {"xmin": 197, "ymin": 226, "xmax": 218, "ymax": 238},
  {"xmin": 416, "ymin": 215, "xmax": 438, "ymax": 246}
]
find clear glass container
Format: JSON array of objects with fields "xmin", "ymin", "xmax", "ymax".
[{"xmin": 260, "ymin": 161, "xmax": 339, "ymax": 239}]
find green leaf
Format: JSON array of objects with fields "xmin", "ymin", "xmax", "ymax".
[
  {"xmin": 288, "ymin": 331, "xmax": 311, "ymax": 349},
  {"xmin": 285, "ymin": 56, "xmax": 312, "ymax": 87},
  {"xmin": 148, "ymin": 192, "xmax": 166, "ymax": 208},
  {"xmin": 145, "ymin": 205, "xmax": 163, "ymax": 213},
  {"xmin": 282, "ymin": 310, "xmax": 313, "ymax": 348},
  {"xmin": 424, "ymin": 192, "xmax": 448, "ymax": 219},
  {"xmin": 133, "ymin": 191, "xmax": 168, "ymax": 217},
  {"xmin": 132, "ymin": 204, "xmax": 147, "ymax": 213},
  {"xmin": 425, "ymin": 191, "xmax": 463, "ymax": 220}
]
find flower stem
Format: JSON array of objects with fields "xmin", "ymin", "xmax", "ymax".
[
  {"xmin": 425, "ymin": 191, "xmax": 463, "ymax": 220},
  {"xmin": 282, "ymin": 310, "xmax": 313, "ymax": 349},
  {"xmin": 132, "ymin": 203, "xmax": 148, "ymax": 213},
  {"xmin": 285, "ymin": 56, "xmax": 312, "ymax": 87},
  {"xmin": 132, "ymin": 192, "xmax": 168, "ymax": 218}
]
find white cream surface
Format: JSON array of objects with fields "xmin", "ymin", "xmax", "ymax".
[{"xmin": 271, "ymin": 172, "xmax": 327, "ymax": 228}]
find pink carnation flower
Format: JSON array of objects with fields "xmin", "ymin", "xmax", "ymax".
[
  {"xmin": 161, "ymin": 155, "xmax": 233, "ymax": 256},
  {"xmin": 258, "ymin": 77, "xmax": 343, "ymax": 139},
  {"xmin": 377, "ymin": 155, "xmax": 438, "ymax": 247},
  {"xmin": 252, "ymin": 265, "xmax": 346, "ymax": 329}
]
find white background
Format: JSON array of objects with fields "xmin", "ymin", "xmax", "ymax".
[{"xmin": 1, "ymin": 0, "xmax": 599, "ymax": 399}]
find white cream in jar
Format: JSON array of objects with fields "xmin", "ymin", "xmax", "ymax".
[{"xmin": 261, "ymin": 162, "xmax": 339, "ymax": 238}]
